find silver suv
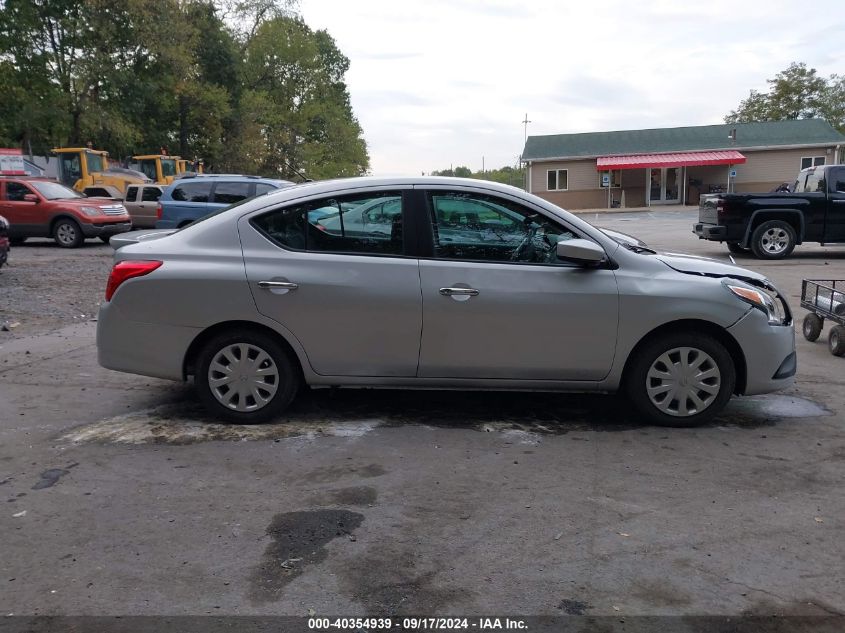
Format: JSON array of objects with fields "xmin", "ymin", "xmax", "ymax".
[{"xmin": 97, "ymin": 177, "xmax": 796, "ymax": 426}]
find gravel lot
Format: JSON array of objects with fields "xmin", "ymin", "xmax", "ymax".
[
  {"xmin": 0, "ymin": 239, "xmax": 112, "ymax": 337},
  {"xmin": 1, "ymin": 210, "xmax": 844, "ymax": 621}
]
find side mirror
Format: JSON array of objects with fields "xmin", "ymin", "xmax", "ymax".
[
  {"xmin": 556, "ymin": 238, "xmax": 606, "ymax": 265},
  {"xmin": 23, "ymin": 193, "xmax": 39, "ymax": 203}
]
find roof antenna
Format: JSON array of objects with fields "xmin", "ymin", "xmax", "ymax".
[{"xmin": 284, "ymin": 159, "xmax": 312, "ymax": 182}]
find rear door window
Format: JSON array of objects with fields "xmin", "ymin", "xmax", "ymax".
[
  {"xmin": 142, "ymin": 187, "xmax": 161, "ymax": 202},
  {"xmin": 171, "ymin": 182, "xmax": 212, "ymax": 202},
  {"xmin": 251, "ymin": 191, "xmax": 406, "ymax": 256},
  {"xmin": 212, "ymin": 181, "xmax": 252, "ymax": 205}
]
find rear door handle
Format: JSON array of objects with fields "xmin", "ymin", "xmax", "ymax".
[
  {"xmin": 439, "ymin": 287, "xmax": 479, "ymax": 296},
  {"xmin": 258, "ymin": 280, "xmax": 298, "ymax": 290}
]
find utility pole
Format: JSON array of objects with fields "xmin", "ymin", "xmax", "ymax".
[
  {"xmin": 522, "ymin": 113, "xmax": 531, "ymax": 144},
  {"xmin": 482, "ymin": 156, "xmax": 485, "ymax": 173}
]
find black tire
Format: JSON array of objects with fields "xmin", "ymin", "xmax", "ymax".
[
  {"xmin": 726, "ymin": 242, "xmax": 748, "ymax": 254},
  {"xmin": 803, "ymin": 313, "xmax": 823, "ymax": 342},
  {"xmin": 828, "ymin": 325, "xmax": 845, "ymax": 357},
  {"xmin": 749, "ymin": 220, "xmax": 796, "ymax": 260},
  {"xmin": 9, "ymin": 236, "xmax": 26, "ymax": 246},
  {"xmin": 625, "ymin": 332, "xmax": 736, "ymax": 427},
  {"xmin": 99, "ymin": 235, "xmax": 111, "ymax": 244},
  {"xmin": 195, "ymin": 329, "xmax": 300, "ymax": 424},
  {"xmin": 53, "ymin": 218, "xmax": 84, "ymax": 248}
]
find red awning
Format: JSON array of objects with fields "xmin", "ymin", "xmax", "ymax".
[{"xmin": 596, "ymin": 150, "xmax": 746, "ymax": 171}]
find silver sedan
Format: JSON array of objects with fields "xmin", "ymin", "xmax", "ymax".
[{"xmin": 97, "ymin": 177, "xmax": 796, "ymax": 426}]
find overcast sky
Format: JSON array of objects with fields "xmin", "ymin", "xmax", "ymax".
[{"xmin": 299, "ymin": 0, "xmax": 844, "ymax": 176}]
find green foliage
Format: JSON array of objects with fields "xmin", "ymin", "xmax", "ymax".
[
  {"xmin": 726, "ymin": 62, "xmax": 845, "ymax": 132},
  {"xmin": 0, "ymin": 0, "xmax": 368, "ymax": 177},
  {"xmin": 430, "ymin": 165, "xmax": 526, "ymax": 189}
]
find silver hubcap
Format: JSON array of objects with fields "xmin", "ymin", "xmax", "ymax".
[
  {"xmin": 760, "ymin": 227, "xmax": 790, "ymax": 254},
  {"xmin": 208, "ymin": 343, "xmax": 279, "ymax": 412},
  {"xmin": 646, "ymin": 347, "xmax": 721, "ymax": 417},
  {"xmin": 56, "ymin": 223, "xmax": 76, "ymax": 245}
]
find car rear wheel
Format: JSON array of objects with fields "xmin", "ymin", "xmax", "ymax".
[
  {"xmin": 626, "ymin": 332, "xmax": 736, "ymax": 427},
  {"xmin": 750, "ymin": 220, "xmax": 796, "ymax": 259},
  {"xmin": 196, "ymin": 329, "xmax": 300, "ymax": 424},
  {"xmin": 53, "ymin": 219, "xmax": 84, "ymax": 248}
]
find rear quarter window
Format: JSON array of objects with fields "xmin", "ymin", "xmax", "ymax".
[{"xmin": 171, "ymin": 182, "xmax": 212, "ymax": 202}]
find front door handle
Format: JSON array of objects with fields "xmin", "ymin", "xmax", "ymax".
[
  {"xmin": 258, "ymin": 280, "xmax": 299, "ymax": 290},
  {"xmin": 439, "ymin": 287, "xmax": 479, "ymax": 297}
]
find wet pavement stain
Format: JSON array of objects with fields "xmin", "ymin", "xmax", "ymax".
[
  {"xmin": 558, "ymin": 599, "xmax": 591, "ymax": 615},
  {"xmin": 301, "ymin": 463, "xmax": 386, "ymax": 484},
  {"xmin": 59, "ymin": 390, "xmax": 831, "ymax": 446},
  {"xmin": 248, "ymin": 509, "xmax": 363, "ymax": 604},
  {"xmin": 31, "ymin": 468, "xmax": 70, "ymax": 490}
]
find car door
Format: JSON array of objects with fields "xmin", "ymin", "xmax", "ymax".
[
  {"xmin": 824, "ymin": 167, "xmax": 845, "ymax": 243},
  {"xmin": 0, "ymin": 181, "xmax": 47, "ymax": 237},
  {"xmin": 239, "ymin": 188, "xmax": 423, "ymax": 377},
  {"xmin": 136, "ymin": 186, "xmax": 162, "ymax": 227},
  {"xmin": 416, "ymin": 187, "xmax": 619, "ymax": 381}
]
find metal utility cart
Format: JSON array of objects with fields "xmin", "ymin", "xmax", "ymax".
[{"xmin": 801, "ymin": 279, "xmax": 845, "ymax": 356}]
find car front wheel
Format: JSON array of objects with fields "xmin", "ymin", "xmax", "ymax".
[
  {"xmin": 53, "ymin": 219, "xmax": 84, "ymax": 248},
  {"xmin": 195, "ymin": 329, "xmax": 300, "ymax": 423},
  {"xmin": 626, "ymin": 332, "xmax": 736, "ymax": 427}
]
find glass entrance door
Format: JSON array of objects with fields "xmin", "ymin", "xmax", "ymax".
[{"xmin": 647, "ymin": 167, "xmax": 681, "ymax": 204}]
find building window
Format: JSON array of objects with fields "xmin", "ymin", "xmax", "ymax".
[
  {"xmin": 801, "ymin": 156, "xmax": 826, "ymax": 170},
  {"xmin": 598, "ymin": 170, "xmax": 621, "ymax": 188},
  {"xmin": 547, "ymin": 169, "xmax": 568, "ymax": 191}
]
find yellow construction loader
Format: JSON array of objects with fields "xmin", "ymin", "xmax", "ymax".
[
  {"xmin": 133, "ymin": 154, "xmax": 180, "ymax": 184},
  {"xmin": 51, "ymin": 148, "xmax": 151, "ymax": 197}
]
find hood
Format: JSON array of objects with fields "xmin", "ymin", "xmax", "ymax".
[
  {"xmin": 110, "ymin": 229, "xmax": 176, "ymax": 249},
  {"xmin": 656, "ymin": 252, "xmax": 769, "ymax": 284}
]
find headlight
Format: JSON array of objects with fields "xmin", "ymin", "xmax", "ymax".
[
  {"xmin": 80, "ymin": 206, "xmax": 100, "ymax": 217},
  {"xmin": 725, "ymin": 283, "xmax": 786, "ymax": 325}
]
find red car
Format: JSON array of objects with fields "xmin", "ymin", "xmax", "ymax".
[
  {"xmin": 0, "ymin": 214, "xmax": 9, "ymax": 267},
  {"xmin": 0, "ymin": 177, "xmax": 131, "ymax": 248}
]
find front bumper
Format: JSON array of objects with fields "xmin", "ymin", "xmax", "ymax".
[
  {"xmin": 727, "ymin": 308, "xmax": 796, "ymax": 395},
  {"xmin": 693, "ymin": 222, "xmax": 727, "ymax": 241},
  {"xmin": 81, "ymin": 220, "xmax": 133, "ymax": 238}
]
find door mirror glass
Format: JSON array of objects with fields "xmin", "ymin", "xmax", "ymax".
[
  {"xmin": 556, "ymin": 239, "xmax": 605, "ymax": 264},
  {"xmin": 23, "ymin": 193, "xmax": 39, "ymax": 203}
]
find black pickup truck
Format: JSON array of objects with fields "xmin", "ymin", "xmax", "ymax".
[{"xmin": 693, "ymin": 164, "xmax": 845, "ymax": 259}]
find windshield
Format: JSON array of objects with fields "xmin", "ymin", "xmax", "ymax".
[
  {"xmin": 85, "ymin": 152, "xmax": 106, "ymax": 173},
  {"xmin": 30, "ymin": 181, "xmax": 84, "ymax": 200},
  {"xmin": 161, "ymin": 159, "xmax": 177, "ymax": 177}
]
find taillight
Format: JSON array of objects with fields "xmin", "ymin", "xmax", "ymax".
[
  {"xmin": 105, "ymin": 260, "xmax": 162, "ymax": 301},
  {"xmin": 156, "ymin": 203, "xmax": 163, "ymax": 219}
]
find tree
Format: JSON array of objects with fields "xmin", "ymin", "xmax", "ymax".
[
  {"xmin": 726, "ymin": 62, "xmax": 844, "ymax": 132},
  {"xmin": 430, "ymin": 164, "xmax": 525, "ymax": 189}
]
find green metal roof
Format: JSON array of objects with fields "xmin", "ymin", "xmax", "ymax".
[{"xmin": 522, "ymin": 119, "xmax": 845, "ymax": 161}]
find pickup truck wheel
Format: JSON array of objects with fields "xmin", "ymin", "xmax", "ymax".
[
  {"xmin": 625, "ymin": 332, "xmax": 735, "ymax": 427},
  {"xmin": 53, "ymin": 219, "xmax": 84, "ymax": 248},
  {"xmin": 829, "ymin": 325, "xmax": 845, "ymax": 357},
  {"xmin": 726, "ymin": 242, "xmax": 748, "ymax": 254},
  {"xmin": 803, "ymin": 313, "xmax": 823, "ymax": 342},
  {"xmin": 750, "ymin": 220, "xmax": 796, "ymax": 259}
]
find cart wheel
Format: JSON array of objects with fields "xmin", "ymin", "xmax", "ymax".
[
  {"xmin": 829, "ymin": 325, "xmax": 845, "ymax": 356},
  {"xmin": 803, "ymin": 313, "xmax": 823, "ymax": 342}
]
